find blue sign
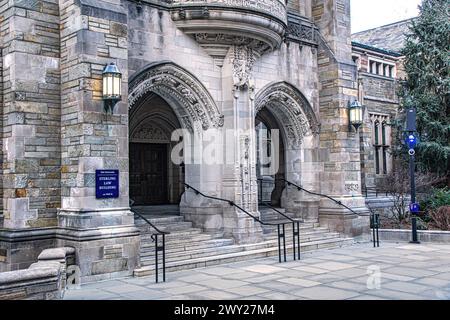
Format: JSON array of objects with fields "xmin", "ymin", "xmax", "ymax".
[
  {"xmin": 96, "ymin": 170, "xmax": 119, "ymax": 199},
  {"xmin": 410, "ymin": 203, "xmax": 420, "ymax": 214},
  {"xmin": 406, "ymin": 134, "xmax": 417, "ymax": 149}
]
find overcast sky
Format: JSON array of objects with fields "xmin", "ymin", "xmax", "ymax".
[{"xmin": 351, "ymin": 0, "xmax": 421, "ymax": 33}]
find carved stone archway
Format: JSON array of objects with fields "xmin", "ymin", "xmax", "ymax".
[
  {"xmin": 128, "ymin": 61, "xmax": 224, "ymax": 132},
  {"xmin": 255, "ymin": 82, "xmax": 320, "ymax": 148}
]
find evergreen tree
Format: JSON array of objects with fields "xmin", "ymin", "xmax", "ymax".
[{"xmin": 399, "ymin": 0, "xmax": 450, "ymax": 178}]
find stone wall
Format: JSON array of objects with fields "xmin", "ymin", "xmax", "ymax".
[
  {"xmin": 56, "ymin": 0, "xmax": 140, "ymax": 282},
  {"xmin": 312, "ymin": 0, "xmax": 370, "ymax": 238},
  {"xmin": 1, "ymin": 0, "xmax": 61, "ymax": 230}
]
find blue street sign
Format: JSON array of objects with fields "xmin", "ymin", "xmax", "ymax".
[
  {"xmin": 96, "ymin": 170, "xmax": 119, "ymax": 199},
  {"xmin": 410, "ymin": 203, "xmax": 420, "ymax": 214}
]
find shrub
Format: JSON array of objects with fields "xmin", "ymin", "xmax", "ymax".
[{"xmin": 429, "ymin": 206, "xmax": 450, "ymax": 231}]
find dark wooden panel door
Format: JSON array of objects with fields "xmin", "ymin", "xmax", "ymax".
[{"xmin": 130, "ymin": 143, "xmax": 168, "ymax": 205}]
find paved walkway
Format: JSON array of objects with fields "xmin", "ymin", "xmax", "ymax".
[{"xmin": 64, "ymin": 242, "xmax": 450, "ymax": 300}]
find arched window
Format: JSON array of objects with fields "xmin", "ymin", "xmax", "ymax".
[{"xmin": 370, "ymin": 115, "xmax": 391, "ymax": 176}]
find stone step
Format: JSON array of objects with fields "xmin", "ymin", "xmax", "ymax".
[
  {"xmin": 140, "ymin": 229, "xmax": 207, "ymax": 240},
  {"xmin": 140, "ymin": 232, "xmax": 343, "ymax": 265},
  {"xmin": 141, "ymin": 244, "xmax": 244, "ymax": 264},
  {"xmin": 134, "ymin": 215, "xmax": 184, "ymax": 225},
  {"xmin": 141, "ymin": 238, "xmax": 235, "ymax": 253},
  {"xmin": 134, "ymin": 237, "xmax": 355, "ymax": 277},
  {"xmin": 137, "ymin": 221, "xmax": 194, "ymax": 232}
]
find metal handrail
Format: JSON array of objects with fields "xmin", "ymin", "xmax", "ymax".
[
  {"xmin": 182, "ymin": 183, "xmax": 278, "ymax": 227},
  {"xmin": 279, "ymin": 178, "xmax": 380, "ymax": 247},
  {"xmin": 182, "ymin": 182, "xmax": 296, "ymax": 262},
  {"xmin": 130, "ymin": 200, "xmax": 169, "ymax": 283},
  {"xmin": 259, "ymin": 201, "xmax": 300, "ymax": 223},
  {"xmin": 280, "ymin": 178, "xmax": 362, "ymax": 216}
]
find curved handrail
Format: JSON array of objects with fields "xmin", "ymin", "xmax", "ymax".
[
  {"xmin": 183, "ymin": 182, "xmax": 301, "ymax": 262},
  {"xmin": 256, "ymin": 178, "xmax": 302, "ymax": 223},
  {"xmin": 182, "ymin": 183, "xmax": 280, "ymax": 227},
  {"xmin": 279, "ymin": 178, "xmax": 362, "ymax": 216},
  {"xmin": 129, "ymin": 200, "xmax": 170, "ymax": 235},
  {"xmin": 259, "ymin": 201, "xmax": 303, "ymax": 223}
]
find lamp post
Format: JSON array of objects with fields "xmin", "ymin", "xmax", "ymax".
[
  {"xmin": 406, "ymin": 108, "xmax": 420, "ymax": 244},
  {"xmin": 102, "ymin": 62, "xmax": 122, "ymax": 114},
  {"xmin": 348, "ymin": 100, "xmax": 363, "ymax": 132}
]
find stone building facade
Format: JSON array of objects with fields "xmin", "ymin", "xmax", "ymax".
[
  {"xmin": 0, "ymin": 0, "xmax": 382, "ymax": 281},
  {"xmin": 352, "ymin": 19, "xmax": 411, "ymax": 191}
]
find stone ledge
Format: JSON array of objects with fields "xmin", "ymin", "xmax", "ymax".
[
  {"xmin": 0, "ymin": 267, "xmax": 59, "ymax": 286},
  {"xmin": 378, "ymin": 229, "xmax": 450, "ymax": 243},
  {"xmin": 0, "ymin": 246, "xmax": 75, "ymax": 300},
  {"xmin": 38, "ymin": 247, "xmax": 76, "ymax": 261}
]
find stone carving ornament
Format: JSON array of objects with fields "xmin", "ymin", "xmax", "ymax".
[
  {"xmin": 129, "ymin": 63, "xmax": 224, "ymax": 132},
  {"xmin": 131, "ymin": 125, "xmax": 170, "ymax": 143},
  {"xmin": 255, "ymin": 82, "xmax": 320, "ymax": 148},
  {"xmin": 231, "ymin": 45, "xmax": 256, "ymax": 90}
]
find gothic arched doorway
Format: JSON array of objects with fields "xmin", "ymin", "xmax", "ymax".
[
  {"xmin": 255, "ymin": 107, "xmax": 286, "ymax": 207},
  {"xmin": 129, "ymin": 95, "xmax": 183, "ymax": 205},
  {"xmin": 128, "ymin": 62, "xmax": 224, "ymax": 214},
  {"xmin": 254, "ymin": 81, "xmax": 320, "ymax": 216}
]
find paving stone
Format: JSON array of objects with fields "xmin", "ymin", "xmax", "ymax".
[
  {"xmin": 176, "ymin": 274, "xmax": 219, "ymax": 283},
  {"xmin": 277, "ymin": 277, "xmax": 321, "ymax": 288},
  {"xmin": 383, "ymin": 266, "xmax": 438, "ymax": 278},
  {"xmin": 292, "ymin": 266, "xmax": 329, "ymax": 274},
  {"xmin": 308, "ymin": 262, "xmax": 356, "ymax": 271},
  {"xmin": 191, "ymin": 290, "xmax": 240, "ymax": 300},
  {"xmin": 244, "ymin": 274, "xmax": 284, "ymax": 284},
  {"xmin": 221, "ymin": 271, "xmax": 261, "ymax": 280},
  {"xmin": 198, "ymin": 267, "xmax": 244, "ymax": 276},
  {"xmin": 415, "ymin": 277, "xmax": 450, "ymax": 287},
  {"xmin": 104, "ymin": 284, "xmax": 148, "ymax": 294},
  {"xmin": 329, "ymin": 280, "xmax": 371, "ymax": 292},
  {"xmin": 242, "ymin": 265, "xmax": 287, "ymax": 274},
  {"xmin": 261, "ymin": 292, "xmax": 299, "ymax": 300},
  {"xmin": 293, "ymin": 286, "xmax": 360, "ymax": 300},
  {"xmin": 350, "ymin": 295, "xmax": 387, "ymax": 300},
  {"xmin": 62, "ymin": 243, "xmax": 450, "ymax": 300},
  {"xmin": 364, "ymin": 289, "xmax": 423, "ymax": 300},
  {"xmin": 119, "ymin": 289, "xmax": 170, "ymax": 300},
  {"xmin": 196, "ymin": 278, "xmax": 248, "ymax": 290},
  {"xmin": 224, "ymin": 285, "xmax": 270, "ymax": 296},
  {"xmin": 395, "ymin": 245, "xmax": 439, "ymax": 252},
  {"xmin": 163, "ymin": 284, "xmax": 207, "ymax": 295}
]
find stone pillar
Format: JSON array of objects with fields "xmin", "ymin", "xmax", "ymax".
[
  {"xmin": 220, "ymin": 45, "xmax": 262, "ymax": 244},
  {"xmin": 0, "ymin": 0, "xmax": 61, "ymax": 271},
  {"xmin": 312, "ymin": 0, "xmax": 370, "ymax": 238},
  {"xmin": 57, "ymin": 0, "xmax": 139, "ymax": 281}
]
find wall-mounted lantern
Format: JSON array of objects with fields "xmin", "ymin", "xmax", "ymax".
[
  {"xmin": 102, "ymin": 63, "xmax": 122, "ymax": 114},
  {"xmin": 348, "ymin": 100, "xmax": 363, "ymax": 132}
]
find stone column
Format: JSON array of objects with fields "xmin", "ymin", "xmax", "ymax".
[
  {"xmin": 220, "ymin": 45, "xmax": 262, "ymax": 244},
  {"xmin": 312, "ymin": 0, "xmax": 370, "ymax": 238},
  {"xmin": 57, "ymin": 0, "xmax": 139, "ymax": 281},
  {"xmin": 0, "ymin": 0, "xmax": 61, "ymax": 271}
]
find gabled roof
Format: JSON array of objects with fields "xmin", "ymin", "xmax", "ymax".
[{"xmin": 352, "ymin": 18, "xmax": 415, "ymax": 54}]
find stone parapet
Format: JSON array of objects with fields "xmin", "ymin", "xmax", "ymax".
[{"xmin": 0, "ymin": 246, "xmax": 74, "ymax": 300}]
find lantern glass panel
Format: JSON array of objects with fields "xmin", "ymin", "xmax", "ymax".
[{"xmin": 113, "ymin": 75, "xmax": 121, "ymax": 97}]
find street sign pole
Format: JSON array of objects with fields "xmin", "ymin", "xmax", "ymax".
[
  {"xmin": 406, "ymin": 108, "xmax": 420, "ymax": 244},
  {"xmin": 409, "ymin": 147, "xmax": 420, "ymax": 244}
]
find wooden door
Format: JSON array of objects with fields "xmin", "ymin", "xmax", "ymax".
[{"xmin": 130, "ymin": 143, "xmax": 168, "ymax": 205}]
